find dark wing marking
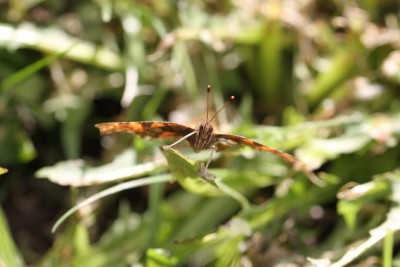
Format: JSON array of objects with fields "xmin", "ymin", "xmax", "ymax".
[
  {"xmin": 214, "ymin": 133, "xmax": 298, "ymax": 164},
  {"xmin": 95, "ymin": 121, "xmax": 195, "ymax": 139}
]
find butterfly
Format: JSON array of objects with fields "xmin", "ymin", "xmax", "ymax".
[
  {"xmin": 95, "ymin": 121, "xmax": 297, "ymax": 164},
  {"xmin": 96, "ymin": 85, "xmax": 321, "ymax": 184}
]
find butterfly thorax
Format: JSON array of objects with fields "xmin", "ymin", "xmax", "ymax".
[{"xmin": 191, "ymin": 121, "xmax": 215, "ymax": 151}]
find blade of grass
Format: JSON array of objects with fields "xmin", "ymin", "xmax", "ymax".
[
  {"xmin": 52, "ymin": 175, "xmax": 172, "ymax": 233},
  {"xmin": 1, "ymin": 42, "xmax": 77, "ymax": 91},
  {"xmin": 383, "ymin": 229, "xmax": 393, "ymax": 267},
  {"xmin": 214, "ymin": 179, "xmax": 250, "ymax": 212}
]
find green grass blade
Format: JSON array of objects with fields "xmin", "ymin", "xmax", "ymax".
[
  {"xmin": 383, "ymin": 229, "xmax": 393, "ymax": 267},
  {"xmin": 52, "ymin": 175, "xmax": 172, "ymax": 233},
  {"xmin": 1, "ymin": 43, "xmax": 77, "ymax": 91}
]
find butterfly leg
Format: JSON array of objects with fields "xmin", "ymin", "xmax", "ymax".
[
  {"xmin": 198, "ymin": 147, "xmax": 216, "ymax": 181},
  {"xmin": 167, "ymin": 131, "xmax": 197, "ymax": 148},
  {"xmin": 204, "ymin": 147, "xmax": 215, "ymax": 173}
]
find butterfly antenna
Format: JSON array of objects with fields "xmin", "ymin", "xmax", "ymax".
[
  {"xmin": 209, "ymin": 95, "xmax": 235, "ymax": 123},
  {"xmin": 206, "ymin": 85, "xmax": 211, "ymax": 122}
]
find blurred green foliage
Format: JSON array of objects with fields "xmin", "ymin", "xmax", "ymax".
[{"xmin": 1, "ymin": 0, "xmax": 400, "ymax": 266}]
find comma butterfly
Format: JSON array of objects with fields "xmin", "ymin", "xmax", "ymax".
[{"xmin": 96, "ymin": 85, "xmax": 322, "ymax": 184}]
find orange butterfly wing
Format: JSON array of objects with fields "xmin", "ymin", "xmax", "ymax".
[
  {"xmin": 95, "ymin": 121, "xmax": 195, "ymax": 139},
  {"xmin": 214, "ymin": 133, "xmax": 298, "ymax": 164}
]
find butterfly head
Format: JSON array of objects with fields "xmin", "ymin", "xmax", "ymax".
[
  {"xmin": 188, "ymin": 88, "xmax": 233, "ymax": 177},
  {"xmin": 189, "ymin": 85, "xmax": 235, "ymax": 151}
]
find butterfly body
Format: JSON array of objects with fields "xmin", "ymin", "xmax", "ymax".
[{"xmin": 191, "ymin": 121, "xmax": 215, "ymax": 151}]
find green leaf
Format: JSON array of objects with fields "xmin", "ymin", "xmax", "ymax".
[
  {"xmin": 160, "ymin": 145, "xmax": 221, "ymax": 196},
  {"xmin": 146, "ymin": 248, "xmax": 179, "ymax": 267},
  {"xmin": 36, "ymin": 149, "xmax": 167, "ymax": 186},
  {"xmin": 160, "ymin": 146, "xmax": 251, "ymax": 210}
]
